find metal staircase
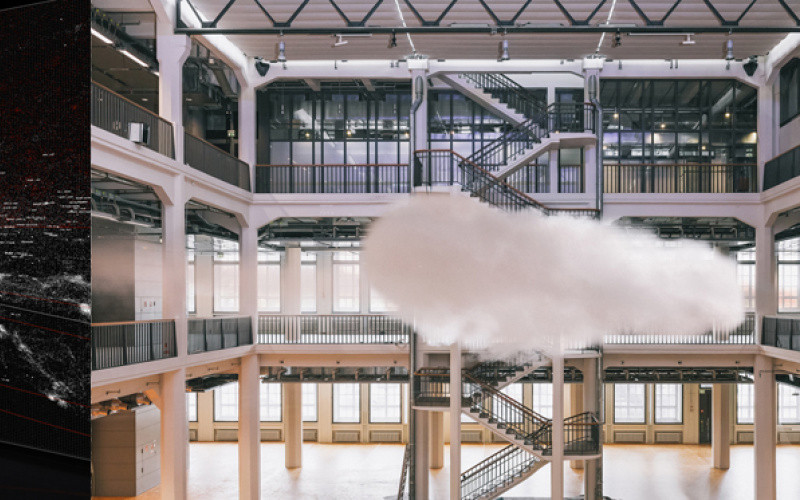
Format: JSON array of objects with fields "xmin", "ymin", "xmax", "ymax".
[
  {"xmin": 466, "ymin": 355, "xmax": 549, "ymax": 391},
  {"xmin": 436, "ymin": 73, "xmax": 547, "ymax": 126},
  {"xmin": 461, "ymin": 444, "xmax": 547, "ymax": 500}
]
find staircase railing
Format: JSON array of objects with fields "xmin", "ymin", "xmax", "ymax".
[
  {"xmin": 534, "ymin": 411, "xmax": 601, "ymax": 456},
  {"xmin": 462, "ymin": 373, "xmax": 551, "ymax": 449},
  {"xmin": 397, "ymin": 443, "xmax": 411, "ymax": 500},
  {"xmin": 466, "ymin": 353, "xmax": 543, "ymax": 387},
  {"xmin": 459, "ymin": 73, "xmax": 548, "ymax": 120},
  {"xmin": 460, "ymin": 444, "xmax": 540, "ymax": 500},
  {"xmin": 414, "ymin": 149, "xmax": 599, "ymax": 218}
]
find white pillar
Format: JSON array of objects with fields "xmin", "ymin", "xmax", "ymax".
[
  {"xmin": 549, "ymin": 150, "xmax": 559, "ymax": 194},
  {"xmin": 712, "ymin": 384, "xmax": 731, "ymax": 469},
  {"xmin": 161, "ymin": 180, "xmax": 187, "ymax": 358},
  {"xmin": 449, "ymin": 343, "xmax": 462, "ymax": 500},
  {"xmin": 757, "ymin": 83, "xmax": 776, "ymax": 190},
  {"xmin": 414, "ymin": 404, "xmax": 430, "ymax": 499},
  {"xmin": 194, "ymin": 254, "xmax": 214, "ymax": 317},
  {"xmin": 284, "ymin": 383, "xmax": 302, "ymax": 469},
  {"xmin": 160, "ymin": 368, "xmax": 188, "ymax": 500},
  {"xmin": 239, "ymin": 226, "xmax": 259, "ymax": 340},
  {"xmin": 238, "ymin": 354, "xmax": 261, "ymax": 500},
  {"xmin": 284, "ymin": 247, "xmax": 301, "ymax": 315},
  {"xmin": 582, "ymin": 357, "xmax": 600, "ymax": 500},
  {"xmin": 239, "ymin": 84, "xmax": 257, "ymax": 191},
  {"xmin": 551, "ymin": 354, "xmax": 565, "ymax": 500},
  {"xmin": 157, "ymin": 35, "xmax": 192, "ymax": 164},
  {"xmin": 754, "ymin": 355, "xmax": 777, "ymax": 500},
  {"xmin": 430, "ymin": 412, "xmax": 444, "ymax": 469},
  {"xmin": 755, "ymin": 225, "xmax": 777, "ymax": 344}
]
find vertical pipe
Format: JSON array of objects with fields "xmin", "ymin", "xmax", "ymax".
[{"xmin": 588, "ymin": 74, "xmax": 603, "ymax": 215}]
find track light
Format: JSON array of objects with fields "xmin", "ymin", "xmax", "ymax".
[
  {"xmin": 277, "ymin": 40, "xmax": 287, "ymax": 63},
  {"xmin": 725, "ymin": 37, "xmax": 734, "ymax": 61},
  {"xmin": 613, "ymin": 30, "xmax": 621, "ymax": 48},
  {"xmin": 743, "ymin": 56, "xmax": 758, "ymax": 77},
  {"xmin": 680, "ymin": 34, "xmax": 695, "ymax": 45},
  {"xmin": 334, "ymin": 35, "xmax": 348, "ymax": 47},
  {"xmin": 499, "ymin": 39, "xmax": 509, "ymax": 61},
  {"xmin": 389, "ymin": 30, "xmax": 397, "ymax": 48},
  {"xmin": 254, "ymin": 57, "xmax": 270, "ymax": 77}
]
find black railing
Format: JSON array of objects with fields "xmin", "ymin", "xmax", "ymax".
[
  {"xmin": 536, "ymin": 411, "xmax": 601, "ymax": 456},
  {"xmin": 91, "ymin": 82, "xmax": 175, "ymax": 159},
  {"xmin": 255, "ymin": 164, "xmax": 409, "ymax": 194},
  {"xmin": 761, "ymin": 316, "xmax": 800, "ymax": 351},
  {"xmin": 604, "ymin": 163, "xmax": 758, "ymax": 193},
  {"xmin": 764, "ymin": 145, "xmax": 800, "ymax": 190},
  {"xmin": 397, "ymin": 443, "xmax": 411, "ymax": 500},
  {"xmin": 184, "ymin": 132, "xmax": 251, "ymax": 191},
  {"xmin": 459, "ymin": 73, "xmax": 548, "ymax": 120},
  {"xmin": 414, "ymin": 149, "xmax": 599, "ymax": 218},
  {"xmin": 461, "ymin": 444, "xmax": 541, "ymax": 500},
  {"xmin": 187, "ymin": 316, "xmax": 252, "ymax": 354},
  {"xmin": 258, "ymin": 315, "xmax": 411, "ymax": 344},
  {"xmin": 413, "ymin": 368, "xmax": 461, "ymax": 407},
  {"xmin": 463, "ymin": 373, "xmax": 551, "ymax": 449},
  {"xmin": 91, "ymin": 320, "xmax": 177, "ymax": 370},
  {"xmin": 548, "ymin": 102, "xmax": 596, "ymax": 134},
  {"xmin": 604, "ymin": 313, "xmax": 756, "ymax": 345}
]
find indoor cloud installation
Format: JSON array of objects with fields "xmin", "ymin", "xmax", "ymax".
[{"xmin": 363, "ymin": 195, "xmax": 744, "ymax": 358}]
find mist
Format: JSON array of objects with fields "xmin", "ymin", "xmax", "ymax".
[{"xmin": 363, "ymin": 195, "xmax": 745, "ymax": 357}]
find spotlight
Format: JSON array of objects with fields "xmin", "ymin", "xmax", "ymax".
[
  {"xmin": 743, "ymin": 56, "xmax": 758, "ymax": 77},
  {"xmin": 277, "ymin": 40, "xmax": 287, "ymax": 63},
  {"xmin": 680, "ymin": 34, "xmax": 695, "ymax": 46},
  {"xmin": 499, "ymin": 39, "xmax": 509, "ymax": 61},
  {"xmin": 725, "ymin": 37, "xmax": 734, "ymax": 61},
  {"xmin": 613, "ymin": 30, "xmax": 621, "ymax": 48},
  {"xmin": 254, "ymin": 58, "xmax": 270, "ymax": 77},
  {"xmin": 389, "ymin": 30, "xmax": 397, "ymax": 48}
]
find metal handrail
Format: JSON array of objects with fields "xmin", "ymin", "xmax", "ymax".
[
  {"xmin": 460, "ymin": 444, "xmax": 540, "ymax": 500},
  {"xmin": 91, "ymin": 320, "xmax": 177, "ymax": 370},
  {"xmin": 763, "ymin": 143, "xmax": 800, "ymax": 190},
  {"xmin": 604, "ymin": 163, "xmax": 758, "ymax": 194},
  {"xmin": 459, "ymin": 73, "xmax": 548, "ymax": 120},
  {"xmin": 188, "ymin": 316, "xmax": 252, "ymax": 354},
  {"xmin": 397, "ymin": 443, "xmax": 411, "ymax": 500},
  {"xmin": 761, "ymin": 315, "xmax": 800, "ymax": 351},
  {"xmin": 184, "ymin": 132, "xmax": 251, "ymax": 191},
  {"xmin": 255, "ymin": 163, "xmax": 409, "ymax": 194},
  {"xmin": 604, "ymin": 313, "xmax": 756, "ymax": 345},
  {"xmin": 258, "ymin": 314, "xmax": 411, "ymax": 344}
]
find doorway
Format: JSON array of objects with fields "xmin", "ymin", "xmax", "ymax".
[{"xmin": 698, "ymin": 386, "xmax": 712, "ymax": 444}]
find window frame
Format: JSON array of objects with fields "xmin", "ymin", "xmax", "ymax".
[
  {"xmin": 368, "ymin": 383, "xmax": 403, "ymax": 424},
  {"xmin": 736, "ymin": 383, "xmax": 754, "ymax": 425},
  {"xmin": 213, "ymin": 382, "xmax": 239, "ymax": 422},
  {"xmin": 260, "ymin": 382, "xmax": 282, "ymax": 423},
  {"xmin": 613, "ymin": 383, "xmax": 646, "ymax": 424},
  {"xmin": 654, "ymin": 383, "xmax": 683, "ymax": 425},
  {"xmin": 332, "ymin": 383, "xmax": 361, "ymax": 423},
  {"xmin": 302, "ymin": 383, "xmax": 318, "ymax": 423}
]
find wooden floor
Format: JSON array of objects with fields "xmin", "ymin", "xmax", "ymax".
[{"xmin": 92, "ymin": 443, "xmax": 800, "ymax": 500}]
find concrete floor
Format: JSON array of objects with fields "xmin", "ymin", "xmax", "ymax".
[{"xmin": 92, "ymin": 443, "xmax": 800, "ymax": 500}]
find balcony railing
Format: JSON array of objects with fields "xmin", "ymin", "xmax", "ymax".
[
  {"xmin": 91, "ymin": 320, "xmax": 177, "ymax": 370},
  {"xmin": 184, "ymin": 132, "xmax": 251, "ymax": 191},
  {"xmin": 258, "ymin": 315, "xmax": 411, "ymax": 344},
  {"xmin": 255, "ymin": 164, "xmax": 409, "ymax": 194},
  {"xmin": 91, "ymin": 82, "xmax": 175, "ymax": 159},
  {"xmin": 761, "ymin": 316, "xmax": 800, "ymax": 352},
  {"xmin": 604, "ymin": 163, "xmax": 757, "ymax": 194},
  {"xmin": 603, "ymin": 313, "xmax": 756, "ymax": 345},
  {"xmin": 188, "ymin": 316, "xmax": 252, "ymax": 354},
  {"xmin": 764, "ymin": 145, "xmax": 800, "ymax": 190}
]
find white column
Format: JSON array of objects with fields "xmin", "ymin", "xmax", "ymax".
[
  {"xmin": 582, "ymin": 357, "xmax": 600, "ymax": 500},
  {"xmin": 551, "ymin": 354, "xmax": 565, "ymax": 500},
  {"xmin": 238, "ymin": 354, "xmax": 261, "ymax": 500},
  {"xmin": 757, "ymin": 83, "xmax": 776, "ymax": 190},
  {"xmin": 239, "ymin": 226, "xmax": 259, "ymax": 339},
  {"xmin": 239, "ymin": 84, "xmax": 257, "ymax": 190},
  {"xmin": 157, "ymin": 35, "xmax": 192, "ymax": 164},
  {"xmin": 712, "ymin": 384, "xmax": 731, "ymax": 469},
  {"xmin": 284, "ymin": 247, "xmax": 301, "ymax": 315},
  {"xmin": 754, "ymin": 355, "xmax": 777, "ymax": 500},
  {"xmin": 284, "ymin": 383, "xmax": 302, "ymax": 469},
  {"xmin": 430, "ymin": 412, "xmax": 444, "ymax": 469},
  {"xmin": 414, "ymin": 404, "xmax": 430, "ymax": 499},
  {"xmin": 195, "ymin": 254, "xmax": 214, "ymax": 317},
  {"xmin": 755, "ymin": 225, "xmax": 778, "ymax": 344},
  {"xmin": 549, "ymin": 150, "xmax": 559, "ymax": 194},
  {"xmin": 160, "ymin": 368, "xmax": 188, "ymax": 500},
  {"xmin": 161, "ymin": 180, "xmax": 187, "ymax": 358},
  {"xmin": 410, "ymin": 69, "xmax": 428, "ymax": 189},
  {"xmin": 449, "ymin": 343, "xmax": 461, "ymax": 500}
]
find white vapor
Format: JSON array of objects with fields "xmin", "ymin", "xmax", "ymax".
[{"xmin": 363, "ymin": 195, "xmax": 744, "ymax": 357}]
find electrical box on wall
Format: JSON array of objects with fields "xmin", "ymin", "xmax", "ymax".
[{"xmin": 128, "ymin": 122, "xmax": 150, "ymax": 145}]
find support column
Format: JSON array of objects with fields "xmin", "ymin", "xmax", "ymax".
[
  {"xmin": 156, "ymin": 35, "xmax": 192, "ymax": 164},
  {"xmin": 284, "ymin": 383, "xmax": 302, "ymax": 469},
  {"xmin": 754, "ymin": 355, "xmax": 777, "ymax": 500},
  {"xmin": 449, "ymin": 343, "xmax": 462, "ymax": 500},
  {"xmin": 410, "ymin": 68, "xmax": 428, "ymax": 189},
  {"xmin": 238, "ymin": 354, "xmax": 261, "ymax": 500},
  {"xmin": 755, "ymin": 225, "xmax": 778, "ymax": 345},
  {"xmin": 414, "ymin": 404, "xmax": 430, "ymax": 499},
  {"xmin": 712, "ymin": 384, "xmax": 731, "ymax": 469},
  {"xmin": 551, "ymin": 354, "xmax": 565, "ymax": 500},
  {"xmin": 161, "ymin": 181, "xmax": 187, "ymax": 358},
  {"xmin": 549, "ymin": 151, "xmax": 559, "ymax": 194},
  {"xmin": 239, "ymin": 226, "xmax": 259, "ymax": 340},
  {"xmin": 757, "ymin": 83, "xmax": 776, "ymax": 191},
  {"xmin": 582, "ymin": 357, "xmax": 600, "ymax": 500},
  {"xmin": 160, "ymin": 368, "xmax": 188, "ymax": 500},
  {"xmin": 239, "ymin": 84, "xmax": 257, "ymax": 191},
  {"xmin": 430, "ymin": 412, "xmax": 444, "ymax": 469},
  {"xmin": 194, "ymin": 254, "xmax": 214, "ymax": 317},
  {"xmin": 284, "ymin": 246, "xmax": 301, "ymax": 342}
]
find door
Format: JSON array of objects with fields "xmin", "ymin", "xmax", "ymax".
[{"xmin": 698, "ymin": 387, "xmax": 712, "ymax": 444}]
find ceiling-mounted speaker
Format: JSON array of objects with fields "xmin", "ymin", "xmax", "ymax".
[
  {"xmin": 743, "ymin": 56, "xmax": 758, "ymax": 77},
  {"xmin": 255, "ymin": 58, "xmax": 270, "ymax": 77}
]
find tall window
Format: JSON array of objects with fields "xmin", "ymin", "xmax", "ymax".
[
  {"xmin": 302, "ymin": 383, "xmax": 318, "ymax": 422},
  {"xmin": 654, "ymin": 384, "xmax": 683, "ymax": 424},
  {"xmin": 779, "ymin": 384, "xmax": 800, "ymax": 424},
  {"xmin": 333, "ymin": 384, "xmax": 360, "ymax": 423},
  {"xmin": 369, "ymin": 287, "xmax": 397, "ymax": 313},
  {"xmin": 778, "ymin": 238, "xmax": 800, "ymax": 312},
  {"xmin": 614, "ymin": 384, "xmax": 646, "ymax": 424},
  {"xmin": 213, "ymin": 382, "xmax": 239, "ymax": 421},
  {"xmin": 370, "ymin": 384, "xmax": 402, "ymax": 423},
  {"xmin": 737, "ymin": 384, "xmax": 754, "ymax": 424},
  {"xmin": 532, "ymin": 383, "xmax": 553, "ymax": 419},
  {"xmin": 186, "ymin": 392, "xmax": 198, "ymax": 422},
  {"xmin": 260, "ymin": 383, "xmax": 282, "ymax": 422},
  {"xmin": 258, "ymin": 251, "xmax": 281, "ymax": 312},
  {"xmin": 213, "ymin": 239, "xmax": 239, "ymax": 312},
  {"xmin": 301, "ymin": 252, "xmax": 317, "ymax": 313},
  {"xmin": 333, "ymin": 252, "xmax": 360, "ymax": 312},
  {"xmin": 780, "ymin": 58, "xmax": 800, "ymax": 125}
]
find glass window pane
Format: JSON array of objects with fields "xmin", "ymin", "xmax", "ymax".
[
  {"xmin": 532, "ymin": 383, "xmax": 553, "ymax": 419},
  {"xmin": 614, "ymin": 384, "xmax": 645, "ymax": 423},
  {"xmin": 302, "ymin": 383, "xmax": 318, "ymax": 422},
  {"xmin": 737, "ymin": 384, "xmax": 754, "ymax": 424},
  {"xmin": 333, "ymin": 384, "xmax": 361, "ymax": 423},
  {"xmin": 213, "ymin": 383, "xmax": 239, "ymax": 422},
  {"xmin": 187, "ymin": 392, "xmax": 198, "ymax": 422},
  {"xmin": 260, "ymin": 383, "xmax": 282, "ymax": 422},
  {"xmin": 655, "ymin": 384, "xmax": 682, "ymax": 424},
  {"xmin": 370, "ymin": 384, "xmax": 402, "ymax": 423}
]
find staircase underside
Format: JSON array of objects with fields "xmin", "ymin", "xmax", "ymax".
[
  {"xmin": 436, "ymin": 73, "xmax": 528, "ymax": 127},
  {"xmin": 492, "ymin": 133, "xmax": 596, "ymax": 181}
]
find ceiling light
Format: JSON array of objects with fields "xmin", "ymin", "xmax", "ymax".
[
  {"xmin": 725, "ymin": 37, "xmax": 734, "ymax": 61},
  {"xmin": 499, "ymin": 39, "xmax": 509, "ymax": 62},
  {"xmin": 681, "ymin": 34, "xmax": 695, "ymax": 45},
  {"xmin": 91, "ymin": 28, "xmax": 113, "ymax": 45},
  {"xmin": 277, "ymin": 40, "xmax": 287, "ymax": 63},
  {"xmin": 120, "ymin": 49, "xmax": 150, "ymax": 68}
]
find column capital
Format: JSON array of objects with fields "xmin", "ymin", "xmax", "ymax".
[{"xmin": 156, "ymin": 34, "xmax": 192, "ymax": 66}]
